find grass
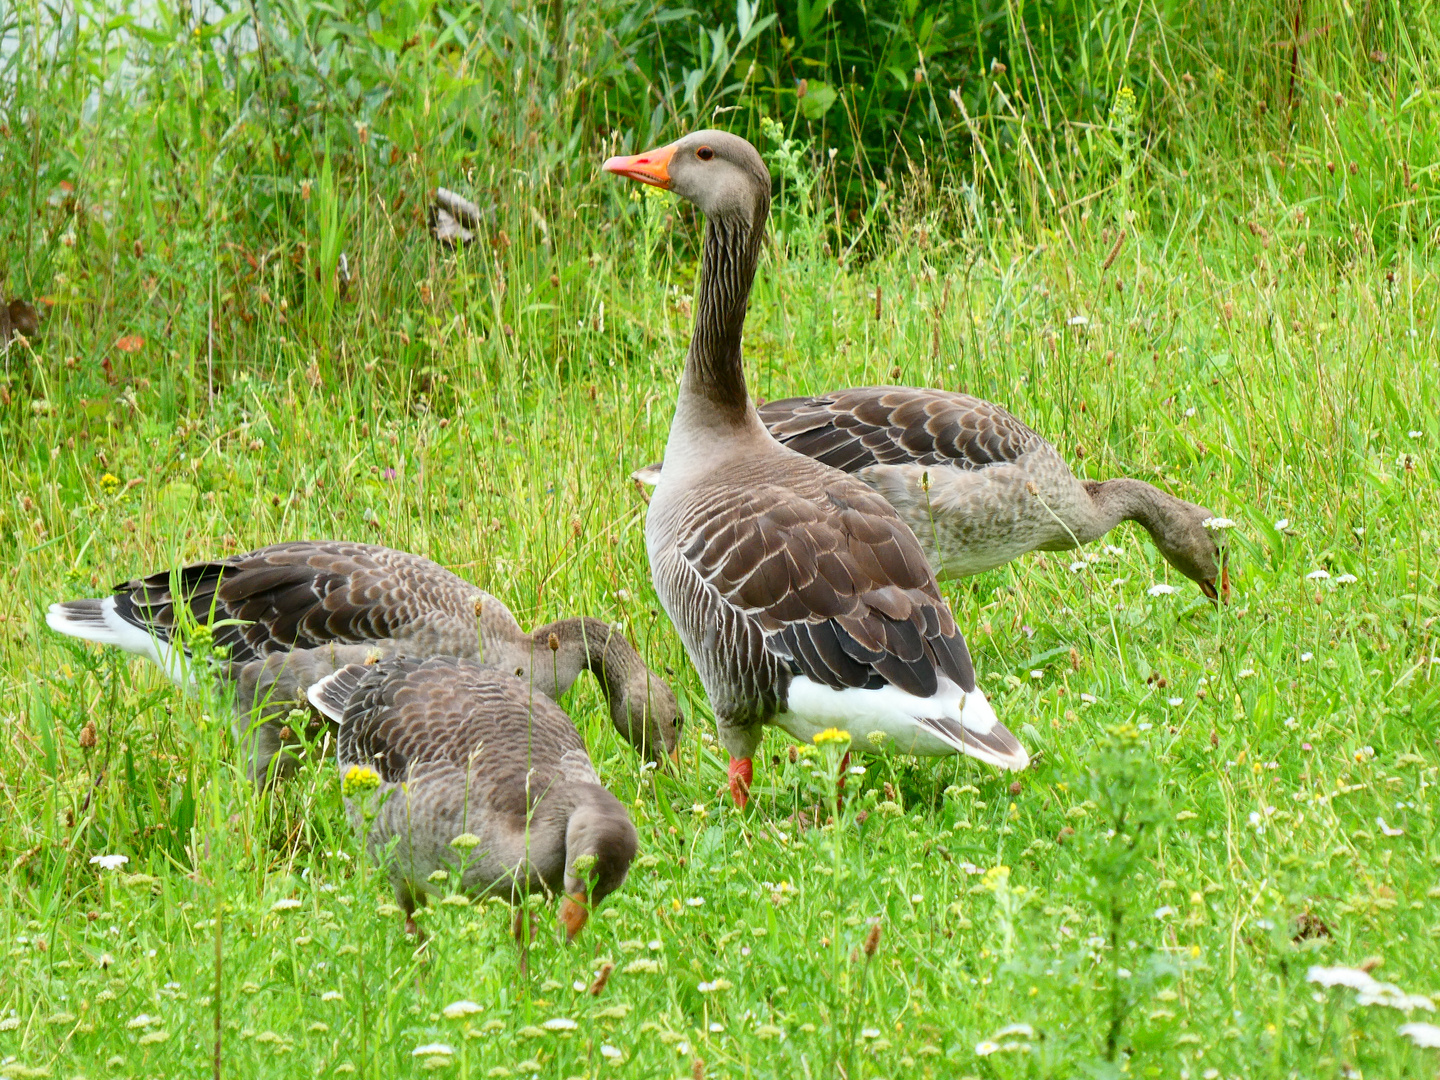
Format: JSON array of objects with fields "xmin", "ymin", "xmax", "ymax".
[{"xmin": 3, "ymin": 2, "xmax": 1440, "ymax": 1078}]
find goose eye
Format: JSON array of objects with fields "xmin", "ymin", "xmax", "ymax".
[{"xmin": 696, "ymin": 146, "xmax": 715, "ymax": 161}]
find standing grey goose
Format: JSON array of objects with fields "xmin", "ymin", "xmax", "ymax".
[
  {"xmin": 603, "ymin": 132, "xmax": 1027, "ymax": 807},
  {"xmin": 310, "ymin": 655, "xmax": 637, "ymax": 944},
  {"xmin": 46, "ymin": 541, "xmax": 682, "ymax": 781},
  {"xmin": 634, "ymin": 387, "xmax": 1229, "ymax": 600}
]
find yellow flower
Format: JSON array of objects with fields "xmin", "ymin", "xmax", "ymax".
[
  {"xmin": 982, "ymin": 865, "xmax": 1011, "ymax": 891},
  {"xmin": 100, "ymin": 473, "xmax": 121, "ymax": 494},
  {"xmin": 812, "ymin": 728, "xmax": 851, "ymax": 747},
  {"xmin": 341, "ymin": 764, "xmax": 381, "ymax": 797}
]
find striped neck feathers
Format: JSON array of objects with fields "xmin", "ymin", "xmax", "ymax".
[{"xmin": 680, "ymin": 202, "xmax": 768, "ymax": 426}]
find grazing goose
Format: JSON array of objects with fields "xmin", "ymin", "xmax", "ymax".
[
  {"xmin": 635, "ymin": 387, "xmax": 1229, "ymax": 600},
  {"xmin": 46, "ymin": 541, "xmax": 682, "ymax": 780},
  {"xmin": 603, "ymin": 132, "xmax": 1027, "ymax": 807},
  {"xmin": 311, "ymin": 655, "xmax": 638, "ymax": 946}
]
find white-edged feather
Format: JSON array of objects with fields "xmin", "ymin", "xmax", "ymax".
[
  {"xmin": 778, "ymin": 675, "xmax": 1028, "ymax": 770},
  {"xmin": 46, "ymin": 599, "xmax": 191, "ymax": 685},
  {"xmin": 307, "ymin": 664, "xmax": 367, "ymax": 724}
]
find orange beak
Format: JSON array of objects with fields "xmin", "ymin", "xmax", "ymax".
[
  {"xmin": 602, "ymin": 143, "xmax": 677, "ymax": 189},
  {"xmin": 559, "ymin": 891, "xmax": 589, "ymax": 941},
  {"xmin": 669, "ymin": 747, "xmax": 681, "ymax": 768}
]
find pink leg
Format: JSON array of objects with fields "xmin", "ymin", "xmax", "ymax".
[{"xmin": 728, "ymin": 756, "xmax": 753, "ymax": 809}]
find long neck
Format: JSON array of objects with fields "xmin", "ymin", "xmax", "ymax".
[
  {"xmin": 678, "ymin": 210, "xmax": 766, "ymax": 429},
  {"xmin": 1080, "ymin": 478, "xmax": 1177, "ymax": 541},
  {"xmin": 529, "ymin": 616, "xmax": 639, "ymax": 704}
]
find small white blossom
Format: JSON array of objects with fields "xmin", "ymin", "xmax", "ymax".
[
  {"xmin": 1306, "ymin": 569, "xmax": 1331, "ymax": 581},
  {"xmin": 1308, "ymin": 966, "xmax": 1378, "ymax": 990},
  {"xmin": 601, "ymin": 1045, "xmax": 623, "ymax": 1060},
  {"xmin": 1069, "ymin": 560, "xmax": 1086, "ymax": 572},
  {"xmin": 1148, "ymin": 583, "xmax": 1176, "ymax": 596},
  {"xmin": 1154, "ymin": 906, "xmax": 1175, "ymax": 920},
  {"xmin": 1273, "ymin": 518, "xmax": 1290, "ymax": 530},
  {"xmin": 412, "ymin": 1043, "xmax": 455, "ymax": 1057},
  {"xmin": 685, "ymin": 897, "xmax": 705, "ymax": 907},
  {"xmin": 1400, "ymin": 1022, "xmax": 1440, "ymax": 1047},
  {"xmin": 542, "ymin": 1018, "xmax": 577, "ymax": 1031},
  {"xmin": 1335, "ymin": 573, "xmax": 1358, "ymax": 585},
  {"xmin": 1409, "ymin": 430, "xmax": 1424, "ymax": 439},
  {"xmin": 1080, "ymin": 693, "xmax": 1097, "ymax": 704},
  {"xmin": 442, "ymin": 1000, "xmax": 482, "ymax": 1019},
  {"xmin": 321, "ymin": 991, "xmax": 343, "ymax": 1002},
  {"xmin": 1167, "ymin": 697, "xmax": 1184, "ymax": 707},
  {"xmin": 270, "ymin": 898, "xmax": 302, "ymax": 912},
  {"xmin": 90, "ymin": 854, "xmax": 129, "ymax": 871},
  {"xmin": 1300, "ymin": 652, "xmax": 1314, "ymax": 662},
  {"xmin": 1184, "ymin": 407, "xmax": 1197, "ymax": 418},
  {"xmin": 1202, "ymin": 517, "xmax": 1237, "ymax": 531},
  {"xmin": 126, "ymin": 1013, "xmax": 159, "ymax": 1029},
  {"xmin": 975, "ymin": 1040, "xmax": 1002, "ymax": 1056},
  {"xmin": 1067, "ymin": 315, "xmax": 1089, "ymax": 326}
]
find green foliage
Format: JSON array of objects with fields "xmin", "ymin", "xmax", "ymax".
[{"xmin": 0, "ymin": 0, "xmax": 1438, "ymax": 1077}]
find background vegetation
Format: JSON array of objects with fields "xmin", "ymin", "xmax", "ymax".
[{"xmin": 0, "ymin": 0, "xmax": 1437, "ymax": 1077}]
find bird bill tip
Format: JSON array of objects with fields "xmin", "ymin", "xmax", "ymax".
[{"xmin": 559, "ymin": 892, "xmax": 589, "ymax": 941}]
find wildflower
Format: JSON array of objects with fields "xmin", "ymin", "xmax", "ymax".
[
  {"xmin": 847, "ymin": 765, "xmax": 866, "ymax": 775},
  {"xmin": 1300, "ymin": 652, "xmax": 1313, "ymax": 662},
  {"xmin": 1147, "ymin": 583, "xmax": 1176, "ymax": 596},
  {"xmin": 138, "ymin": 1030, "xmax": 170, "ymax": 1044},
  {"xmin": 690, "ymin": 803, "xmax": 709, "ymax": 819},
  {"xmin": 812, "ymin": 728, "xmax": 851, "ymax": 746},
  {"xmin": 542, "ymin": 1018, "xmax": 577, "ymax": 1031},
  {"xmin": 451, "ymin": 833, "xmax": 482, "ymax": 852},
  {"xmin": 1104, "ymin": 545, "xmax": 1125, "ymax": 556},
  {"xmin": 100, "ymin": 472, "xmax": 122, "ymax": 494},
  {"xmin": 601, "ymin": 1045, "xmax": 623, "ymax": 1060},
  {"xmin": 127, "ymin": 1013, "xmax": 160, "ymax": 1029},
  {"xmin": 270, "ymin": 898, "xmax": 302, "ymax": 913},
  {"xmin": 1308, "ymin": 965, "xmax": 1378, "ymax": 990},
  {"xmin": 1175, "ymin": 811, "xmax": 1198, "ymax": 821},
  {"xmin": 1202, "ymin": 517, "xmax": 1237, "ymax": 531},
  {"xmin": 975, "ymin": 1040, "xmax": 1002, "ymax": 1056},
  {"xmin": 623, "ymin": 959, "xmax": 660, "ymax": 974},
  {"xmin": 1238, "ymin": 669, "xmax": 1256, "ymax": 678},
  {"xmin": 697, "ymin": 979, "xmax": 733, "ymax": 993},
  {"xmin": 1336, "ymin": 573, "xmax": 1358, "ymax": 585},
  {"xmin": 1400, "ymin": 1022, "xmax": 1440, "ymax": 1048},
  {"xmin": 1030, "ymin": 670, "xmax": 1043, "ymax": 680},
  {"xmin": 686, "ymin": 897, "xmax": 705, "ymax": 907},
  {"xmin": 865, "ymin": 730, "xmax": 890, "ymax": 749},
  {"xmin": 1306, "ymin": 569, "xmax": 1331, "ymax": 581},
  {"xmin": 754, "ymin": 1025, "xmax": 784, "ymax": 1040},
  {"xmin": 1354, "ymin": 746, "xmax": 1375, "ymax": 762},
  {"xmin": 1080, "ymin": 693, "xmax": 1097, "ymax": 704},
  {"xmin": 90, "ymin": 854, "xmax": 129, "ymax": 871},
  {"xmin": 413, "ymin": 1043, "xmax": 455, "ymax": 1056},
  {"xmin": 1274, "ymin": 518, "xmax": 1290, "ymax": 530},
  {"xmin": 1067, "ymin": 315, "xmax": 1089, "ymax": 326},
  {"xmin": 321, "ymin": 991, "xmax": 343, "ymax": 1002},
  {"xmin": 1409, "ymin": 430, "xmax": 1424, "ymax": 440},
  {"xmin": 1167, "ymin": 697, "xmax": 1184, "ymax": 707},
  {"xmin": 1069, "ymin": 560, "xmax": 1086, "ymax": 572},
  {"xmin": 1376, "ymin": 817, "xmax": 1404, "ymax": 837},
  {"xmin": 1357, "ymin": 985, "xmax": 1436, "ymax": 1012},
  {"xmin": 992, "ymin": 1024, "xmax": 1035, "ymax": 1039},
  {"xmin": 1154, "ymin": 906, "xmax": 1175, "ymax": 920},
  {"xmin": 342, "ymin": 764, "xmax": 382, "ymax": 797},
  {"xmin": 709, "ymin": 1022, "xmax": 725, "ymax": 1033},
  {"xmin": 443, "ymin": 1000, "xmax": 483, "ymax": 1020}
]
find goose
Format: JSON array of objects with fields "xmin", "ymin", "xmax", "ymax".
[
  {"xmin": 46, "ymin": 541, "xmax": 682, "ymax": 781},
  {"xmin": 310, "ymin": 655, "xmax": 638, "ymax": 946},
  {"xmin": 635, "ymin": 387, "xmax": 1229, "ymax": 601},
  {"xmin": 603, "ymin": 132, "xmax": 1027, "ymax": 807}
]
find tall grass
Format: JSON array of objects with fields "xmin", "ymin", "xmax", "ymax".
[{"xmin": 0, "ymin": 0, "xmax": 1437, "ymax": 1077}]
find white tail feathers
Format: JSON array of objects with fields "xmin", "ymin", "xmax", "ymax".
[
  {"xmin": 46, "ymin": 598, "xmax": 189, "ymax": 684},
  {"xmin": 307, "ymin": 663, "xmax": 369, "ymax": 724}
]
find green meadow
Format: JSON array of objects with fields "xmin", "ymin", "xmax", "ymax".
[{"xmin": 1, "ymin": 0, "xmax": 1437, "ymax": 1077}]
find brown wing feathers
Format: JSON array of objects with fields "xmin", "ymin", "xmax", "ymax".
[
  {"xmin": 683, "ymin": 479, "xmax": 975, "ymax": 698},
  {"xmin": 759, "ymin": 387, "xmax": 1046, "ymax": 473},
  {"xmin": 106, "ymin": 542, "xmax": 479, "ymax": 662}
]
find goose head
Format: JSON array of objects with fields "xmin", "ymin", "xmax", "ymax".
[
  {"xmin": 1149, "ymin": 501, "xmax": 1231, "ymax": 603},
  {"xmin": 603, "ymin": 130, "xmax": 770, "ymax": 226},
  {"xmin": 611, "ymin": 668, "xmax": 685, "ymax": 768},
  {"xmin": 557, "ymin": 788, "xmax": 639, "ymax": 940}
]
